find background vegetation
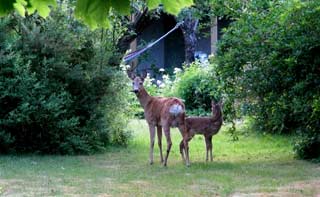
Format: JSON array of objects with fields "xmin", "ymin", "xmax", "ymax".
[
  {"xmin": 215, "ymin": 0, "xmax": 320, "ymax": 160},
  {"xmin": 0, "ymin": 7, "xmax": 131, "ymax": 154}
]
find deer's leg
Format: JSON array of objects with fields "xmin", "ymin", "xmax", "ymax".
[
  {"xmin": 148, "ymin": 125, "xmax": 156, "ymax": 165},
  {"xmin": 178, "ymin": 124, "xmax": 190, "ymax": 167},
  {"xmin": 208, "ymin": 136, "xmax": 213, "ymax": 161},
  {"xmin": 157, "ymin": 125, "xmax": 164, "ymax": 163},
  {"xmin": 163, "ymin": 126, "xmax": 172, "ymax": 167},
  {"xmin": 205, "ymin": 136, "xmax": 210, "ymax": 162}
]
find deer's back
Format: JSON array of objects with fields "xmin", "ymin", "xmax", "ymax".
[{"xmin": 144, "ymin": 96, "xmax": 185, "ymax": 127}]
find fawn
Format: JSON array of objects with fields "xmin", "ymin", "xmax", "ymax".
[
  {"xmin": 180, "ymin": 100, "xmax": 223, "ymax": 162},
  {"xmin": 129, "ymin": 72, "xmax": 190, "ymax": 166}
]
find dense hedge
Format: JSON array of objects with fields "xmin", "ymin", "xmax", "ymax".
[
  {"xmin": 0, "ymin": 11, "xmax": 131, "ymax": 154},
  {"xmin": 216, "ymin": 0, "xmax": 320, "ymax": 159}
]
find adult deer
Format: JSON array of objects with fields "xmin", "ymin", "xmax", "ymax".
[
  {"xmin": 129, "ymin": 72, "xmax": 190, "ymax": 166},
  {"xmin": 180, "ymin": 101, "xmax": 223, "ymax": 162}
]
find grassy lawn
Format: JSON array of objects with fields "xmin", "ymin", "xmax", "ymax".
[{"xmin": 0, "ymin": 119, "xmax": 319, "ymax": 196}]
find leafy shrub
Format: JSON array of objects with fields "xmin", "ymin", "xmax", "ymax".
[
  {"xmin": 174, "ymin": 61, "xmax": 222, "ymax": 116},
  {"xmin": 0, "ymin": 9, "xmax": 132, "ymax": 154},
  {"xmin": 294, "ymin": 133, "xmax": 320, "ymax": 160},
  {"xmin": 216, "ymin": 0, "xmax": 320, "ymax": 159}
]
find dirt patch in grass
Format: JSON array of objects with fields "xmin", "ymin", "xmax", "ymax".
[
  {"xmin": 232, "ymin": 179, "xmax": 320, "ymax": 197},
  {"xmin": 0, "ymin": 179, "xmax": 24, "ymax": 196},
  {"xmin": 131, "ymin": 180, "xmax": 151, "ymax": 187}
]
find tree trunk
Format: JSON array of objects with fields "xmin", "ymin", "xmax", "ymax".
[{"xmin": 180, "ymin": 12, "xmax": 198, "ymax": 64}]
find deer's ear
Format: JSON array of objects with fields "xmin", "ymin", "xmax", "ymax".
[
  {"xmin": 127, "ymin": 70, "xmax": 136, "ymax": 80},
  {"xmin": 141, "ymin": 71, "xmax": 147, "ymax": 81},
  {"xmin": 211, "ymin": 100, "xmax": 216, "ymax": 106},
  {"xmin": 218, "ymin": 100, "xmax": 224, "ymax": 108}
]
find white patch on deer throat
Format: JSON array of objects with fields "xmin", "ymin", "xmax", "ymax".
[{"xmin": 169, "ymin": 104, "xmax": 183, "ymax": 116}]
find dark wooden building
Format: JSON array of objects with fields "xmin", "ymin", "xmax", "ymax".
[{"xmin": 129, "ymin": 14, "xmax": 230, "ymax": 76}]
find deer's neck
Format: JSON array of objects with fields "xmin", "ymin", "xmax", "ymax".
[
  {"xmin": 212, "ymin": 107, "xmax": 222, "ymax": 123},
  {"xmin": 136, "ymin": 87, "xmax": 152, "ymax": 109}
]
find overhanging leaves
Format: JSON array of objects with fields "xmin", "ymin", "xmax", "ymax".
[
  {"xmin": 74, "ymin": 0, "xmax": 112, "ymax": 29},
  {"xmin": 0, "ymin": 0, "xmax": 56, "ymax": 17},
  {"xmin": 161, "ymin": 0, "xmax": 194, "ymax": 15},
  {"xmin": 27, "ymin": 0, "xmax": 56, "ymax": 18},
  {"xmin": 0, "ymin": 0, "xmax": 15, "ymax": 16},
  {"xmin": 0, "ymin": 0, "xmax": 193, "ymax": 29}
]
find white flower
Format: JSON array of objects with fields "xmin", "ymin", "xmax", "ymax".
[
  {"xmin": 163, "ymin": 74, "xmax": 169, "ymax": 80},
  {"xmin": 120, "ymin": 64, "xmax": 130, "ymax": 72},
  {"xmin": 159, "ymin": 83, "xmax": 165, "ymax": 88},
  {"xmin": 174, "ymin": 67, "xmax": 182, "ymax": 74},
  {"xmin": 159, "ymin": 68, "xmax": 165, "ymax": 72}
]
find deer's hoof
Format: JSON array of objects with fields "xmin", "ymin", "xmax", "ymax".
[{"xmin": 149, "ymin": 161, "xmax": 154, "ymax": 165}]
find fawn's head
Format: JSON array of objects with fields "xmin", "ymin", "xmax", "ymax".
[
  {"xmin": 211, "ymin": 100, "xmax": 223, "ymax": 117},
  {"xmin": 128, "ymin": 72, "xmax": 147, "ymax": 94}
]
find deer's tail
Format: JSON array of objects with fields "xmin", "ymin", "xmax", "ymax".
[{"xmin": 169, "ymin": 104, "xmax": 184, "ymax": 116}]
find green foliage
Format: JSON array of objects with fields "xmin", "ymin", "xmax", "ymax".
[
  {"xmin": 210, "ymin": 0, "xmax": 272, "ymax": 19},
  {"xmin": 104, "ymin": 70, "xmax": 133, "ymax": 146},
  {"xmin": 0, "ymin": 8, "xmax": 132, "ymax": 154},
  {"xmin": 0, "ymin": 0, "xmax": 193, "ymax": 29},
  {"xmin": 294, "ymin": 133, "xmax": 320, "ymax": 161},
  {"xmin": 0, "ymin": 0, "xmax": 57, "ymax": 17},
  {"xmin": 174, "ymin": 61, "xmax": 222, "ymax": 116},
  {"xmin": 216, "ymin": 0, "xmax": 320, "ymax": 159}
]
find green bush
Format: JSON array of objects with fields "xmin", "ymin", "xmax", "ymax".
[
  {"xmin": 174, "ymin": 61, "xmax": 222, "ymax": 116},
  {"xmin": 216, "ymin": 0, "xmax": 320, "ymax": 159},
  {"xmin": 0, "ymin": 9, "xmax": 132, "ymax": 154}
]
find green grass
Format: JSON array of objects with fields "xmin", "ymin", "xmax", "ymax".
[{"xmin": 0, "ymin": 119, "xmax": 320, "ymax": 196}]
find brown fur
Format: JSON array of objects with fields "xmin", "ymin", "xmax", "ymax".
[
  {"xmin": 180, "ymin": 101, "xmax": 223, "ymax": 162},
  {"xmin": 131, "ymin": 75, "xmax": 190, "ymax": 166}
]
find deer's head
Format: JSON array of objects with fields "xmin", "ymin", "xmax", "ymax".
[{"xmin": 128, "ymin": 71, "xmax": 147, "ymax": 94}]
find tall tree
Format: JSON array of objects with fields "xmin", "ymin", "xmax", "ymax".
[
  {"xmin": 179, "ymin": 8, "xmax": 198, "ymax": 64},
  {"xmin": 178, "ymin": 0, "xmax": 214, "ymax": 64}
]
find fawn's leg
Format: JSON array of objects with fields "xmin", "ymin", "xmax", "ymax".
[
  {"xmin": 178, "ymin": 127, "xmax": 186, "ymax": 162},
  {"xmin": 148, "ymin": 124, "xmax": 156, "ymax": 165},
  {"xmin": 179, "ymin": 140, "xmax": 186, "ymax": 162},
  {"xmin": 183, "ymin": 138, "xmax": 190, "ymax": 167},
  {"xmin": 157, "ymin": 125, "xmax": 164, "ymax": 163},
  {"xmin": 208, "ymin": 136, "xmax": 213, "ymax": 161},
  {"xmin": 163, "ymin": 125, "xmax": 172, "ymax": 167},
  {"xmin": 178, "ymin": 124, "xmax": 190, "ymax": 166}
]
